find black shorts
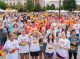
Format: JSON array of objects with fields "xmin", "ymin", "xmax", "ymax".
[
  {"xmin": 56, "ymin": 52, "xmax": 65, "ymax": 59},
  {"xmin": 20, "ymin": 53, "xmax": 29, "ymax": 55},
  {"xmin": 30, "ymin": 51, "xmax": 40, "ymax": 56}
]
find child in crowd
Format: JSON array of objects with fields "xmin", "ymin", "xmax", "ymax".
[
  {"xmin": 18, "ymin": 28, "xmax": 30, "ymax": 59},
  {"xmin": 3, "ymin": 33, "xmax": 19, "ymax": 59},
  {"xmin": 29, "ymin": 28, "xmax": 43, "ymax": 59}
]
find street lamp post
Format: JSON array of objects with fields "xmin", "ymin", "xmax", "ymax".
[{"xmin": 59, "ymin": 0, "xmax": 61, "ymax": 18}]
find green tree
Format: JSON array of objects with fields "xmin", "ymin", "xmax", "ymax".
[
  {"xmin": 63, "ymin": 0, "xmax": 76, "ymax": 11},
  {"xmin": 15, "ymin": 2, "xmax": 23, "ymax": 12},
  {"xmin": 24, "ymin": 2, "xmax": 27, "ymax": 12},
  {"xmin": 60, "ymin": 6, "xmax": 64, "ymax": 10},
  {"xmin": 34, "ymin": 3, "xmax": 42, "ymax": 12},
  {"xmin": 42, "ymin": 6, "xmax": 46, "ymax": 11},
  {"xmin": 76, "ymin": 5, "xmax": 80, "ymax": 10},
  {"xmin": 50, "ymin": 4, "xmax": 55, "ymax": 10},
  {"xmin": 10, "ymin": 5, "xmax": 16, "ymax": 9},
  {"xmin": 0, "ymin": 1, "xmax": 8, "ymax": 9},
  {"xmin": 46, "ymin": 5, "xmax": 51, "ymax": 10},
  {"xmin": 26, "ymin": 0, "xmax": 34, "ymax": 12}
]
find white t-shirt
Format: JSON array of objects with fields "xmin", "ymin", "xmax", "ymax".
[
  {"xmin": 45, "ymin": 40, "xmax": 56, "ymax": 53},
  {"xmin": 73, "ymin": 24, "xmax": 80, "ymax": 34},
  {"xmin": 56, "ymin": 38, "xmax": 70, "ymax": 57},
  {"xmin": 30, "ymin": 36, "xmax": 40, "ymax": 52},
  {"xmin": 18, "ymin": 34, "xmax": 30, "ymax": 53},
  {"xmin": 67, "ymin": 31, "xmax": 70, "ymax": 38},
  {"xmin": 3, "ymin": 40, "xmax": 19, "ymax": 59}
]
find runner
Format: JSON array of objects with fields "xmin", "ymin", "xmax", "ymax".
[
  {"xmin": 44, "ymin": 33, "xmax": 56, "ymax": 59},
  {"xmin": 68, "ymin": 30, "xmax": 80, "ymax": 59},
  {"xmin": 3, "ymin": 33, "xmax": 19, "ymax": 59},
  {"xmin": 56, "ymin": 31, "xmax": 70, "ymax": 59},
  {"xmin": 29, "ymin": 28, "xmax": 42, "ymax": 59},
  {"xmin": 18, "ymin": 28, "xmax": 30, "ymax": 59}
]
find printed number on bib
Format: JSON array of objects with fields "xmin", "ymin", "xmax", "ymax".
[
  {"xmin": 32, "ymin": 40, "xmax": 38, "ymax": 45},
  {"xmin": 48, "ymin": 44, "xmax": 54, "ymax": 52}
]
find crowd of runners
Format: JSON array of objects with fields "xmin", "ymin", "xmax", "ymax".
[{"xmin": 0, "ymin": 12, "xmax": 80, "ymax": 59}]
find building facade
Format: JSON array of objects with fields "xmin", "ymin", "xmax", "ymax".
[
  {"xmin": 41, "ymin": 0, "xmax": 63, "ymax": 8},
  {"xmin": 2, "ymin": 0, "xmax": 80, "ymax": 7},
  {"xmin": 2, "ymin": 0, "xmax": 41, "ymax": 6},
  {"xmin": 3, "ymin": 0, "xmax": 26, "ymax": 5}
]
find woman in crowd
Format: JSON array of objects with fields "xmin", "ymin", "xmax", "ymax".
[
  {"xmin": 39, "ymin": 27, "xmax": 47, "ymax": 59},
  {"xmin": 12, "ymin": 23, "xmax": 20, "ymax": 39},
  {"xmin": 29, "ymin": 28, "xmax": 43, "ymax": 59},
  {"xmin": 56, "ymin": 31, "xmax": 70, "ymax": 59},
  {"xmin": 3, "ymin": 33, "xmax": 19, "ymax": 59},
  {"xmin": 18, "ymin": 28, "xmax": 30, "ymax": 59},
  {"xmin": 0, "ymin": 20, "xmax": 7, "ymax": 50},
  {"xmin": 68, "ymin": 30, "xmax": 80, "ymax": 59},
  {"xmin": 47, "ymin": 24, "xmax": 56, "ymax": 37},
  {"xmin": 73, "ymin": 20, "xmax": 80, "ymax": 37},
  {"xmin": 44, "ymin": 33, "xmax": 56, "ymax": 59}
]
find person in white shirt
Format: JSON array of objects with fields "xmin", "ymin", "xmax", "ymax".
[
  {"xmin": 44, "ymin": 33, "xmax": 56, "ymax": 59},
  {"xmin": 18, "ymin": 28, "xmax": 30, "ymax": 59},
  {"xmin": 29, "ymin": 28, "xmax": 42, "ymax": 59},
  {"xmin": 56, "ymin": 31, "xmax": 70, "ymax": 59},
  {"xmin": 73, "ymin": 21, "xmax": 80, "ymax": 37},
  {"xmin": 47, "ymin": 24, "xmax": 56, "ymax": 37},
  {"xmin": 3, "ymin": 33, "xmax": 19, "ymax": 59},
  {"xmin": 39, "ymin": 27, "xmax": 47, "ymax": 59}
]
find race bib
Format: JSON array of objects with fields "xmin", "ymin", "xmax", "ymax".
[
  {"xmin": 70, "ymin": 42, "xmax": 76, "ymax": 50},
  {"xmin": 20, "ymin": 43, "xmax": 27, "ymax": 46},
  {"xmin": 48, "ymin": 44, "xmax": 54, "ymax": 52},
  {"xmin": 32, "ymin": 40, "xmax": 38, "ymax": 45},
  {"xmin": 20, "ymin": 39, "xmax": 27, "ymax": 46}
]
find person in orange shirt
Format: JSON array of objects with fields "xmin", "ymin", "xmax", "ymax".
[
  {"xmin": 33, "ymin": 20, "xmax": 42, "ymax": 32},
  {"xmin": 69, "ymin": 18, "xmax": 75, "ymax": 27},
  {"xmin": 43, "ymin": 20, "xmax": 50, "ymax": 30},
  {"xmin": 24, "ymin": 20, "xmax": 33, "ymax": 34},
  {"xmin": 63, "ymin": 19, "xmax": 69, "ymax": 26},
  {"xmin": 33, "ymin": 23, "xmax": 41, "ymax": 32}
]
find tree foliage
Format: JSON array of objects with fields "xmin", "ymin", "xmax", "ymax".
[
  {"xmin": 63, "ymin": 0, "xmax": 76, "ymax": 11},
  {"xmin": 46, "ymin": 5, "xmax": 51, "ymax": 10},
  {"xmin": 15, "ymin": 2, "xmax": 24, "ymax": 12},
  {"xmin": 34, "ymin": 3, "xmax": 42, "ymax": 12},
  {"xmin": 26, "ymin": 0, "xmax": 34, "ymax": 11},
  {"xmin": 42, "ymin": 6, "xmax": 46, "ymax": 11},
  {"xmin": 76, "ymin": 5, "xmax": 80, "ymax": 10},
  {"xmin": 0, "ymin": 1, "xmax": 8, "ymax": 10},
  {"xmin": 46, "ymin": 4, "xmax": 55, "ymax": 10},
  {"xmin": 50, "ymin": 4, "xmax": 55, "ymax": 10}
]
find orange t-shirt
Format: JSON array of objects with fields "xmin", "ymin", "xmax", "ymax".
[
  {"xmin": 64, "ymin": 20, "xmax": 69, "ymax": 25},
  {"xmin": 34, "ymin": 20, "xmax": 41, "ymax": 32},
  {"xmin": 24, "ymin": 24, "xmax": 32, "ymax": 34},
  {"xmin": 69, "ymin": 19, "xmax": 75, "ymax": 26}
]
